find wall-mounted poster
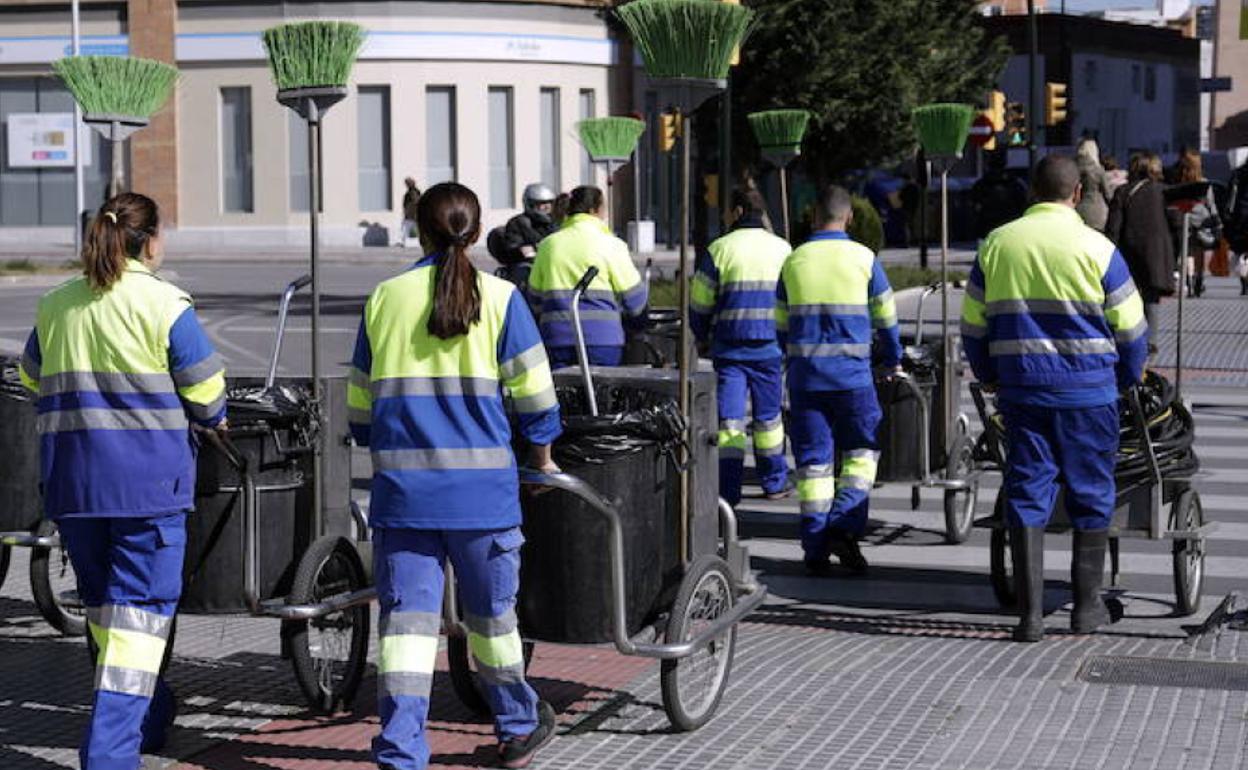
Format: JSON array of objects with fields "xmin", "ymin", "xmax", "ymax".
[{"xmin": 6, "ymin": 113, "xmax": 92, "ymax": 168}]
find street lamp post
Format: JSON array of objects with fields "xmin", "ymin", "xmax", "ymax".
[
  {"xmin": 1027, "ymin": 0, "xmax": 1039, "ymax": 169},
  {"xmin": 71, "ymin": 0, "xmax": 84, "ymax": 258}
]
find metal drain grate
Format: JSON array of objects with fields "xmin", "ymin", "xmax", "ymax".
[{"xmin": 1078, "ymin": 656, "xmax": 1248, "ymax": 692}]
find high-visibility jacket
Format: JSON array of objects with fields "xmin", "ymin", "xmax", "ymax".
[
  {"xmin": 777, "ymin": 231, "xmax": 902, "ymax": 392},
  {"xmin": 18, "ymin": 260, "xmax": 226, "ymax": 518},
  {"xmin": 527, "ymin": 214, "xmax": 647, "ymax": 350},
  {"xmin": 690, "ymin": 220, "xmax": 792, "ymax": 361},
  {"xmin": 349, "ymin": 254, "xmax": 562, "ymax": 530},
  {"xmin": 960, "ymin": 202, "xmax": 1148, "ymax": 406}
]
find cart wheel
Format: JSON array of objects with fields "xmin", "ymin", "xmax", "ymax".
[
  {"xmin": 30, "ymin": 520, "xmax": 87, "ymax": 637},
  {"xmin": 446, "ymin": 629, "xmax": 536, "ymax": 718},
  {"xmin": 988, "ymin": 493, "xmax": 1017, "ymax": 608},
  {"xmin": 0, "ymin": 543, "xmax": 10, "ymax": 593},
  {"xmin": 285, "ymin": 535, "xmax": 370, "ymax": 714},
  {"xmin": 660, "ymin": 555, "xmax": 737, "ymax": 732},
  {"xmin": 1170, "ymin": 489, "xmax": 1205, "ymax": 617},
  {"xmin": 943, "ymin": 435, "xmax": 977, "ymax": 545}
]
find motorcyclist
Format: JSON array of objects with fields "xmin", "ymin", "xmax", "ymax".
[{"xmin": 489, "ymin": 183, "xmax": 559, "ymax": 267}]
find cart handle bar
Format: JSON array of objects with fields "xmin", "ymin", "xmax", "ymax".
[
  {"xmin": 266, "ymin": 273, "xmax": 313, "ymax": 390},
  {"xmin": 518, "ymin": 468, "xmax": 767, "ymax": 660}
]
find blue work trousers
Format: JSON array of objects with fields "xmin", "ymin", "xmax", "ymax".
[
  {"xmin": 1001, "ymin": 402, "xmax": 1118, "ymax": 530},
  {"xmin": 373, "ymin": 526, "xmax": 538, "ymax": 770},
  {"xmin": 59, "ymin": 512, "xmax": 185, "ymax": 770},
  {"xmin": 716, "ymin": 357, "xmax": 790, "ymax": 505},
  {"xmin": 789, "ymin": 388, "xmax": 882, "ymax": 557},
  {"xmin": 547, "ymin": 345, "xmax": 623, "ymax": 368}
]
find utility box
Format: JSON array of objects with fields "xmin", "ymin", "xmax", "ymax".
[{"xmin": 628, "ymin": 219, "xmax": 656, "ymax": 254}]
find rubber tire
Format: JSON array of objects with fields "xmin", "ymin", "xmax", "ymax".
[
  {"xmin": 1171, "ymin": 489, "xmax": 1205, "ymax": 617},
  {"xmin": 942, "ymin": 435, "xmax": 978, "ymax": 545},
  {"xmin": 285, "ymin": 535, "xmax": 370, "ymax": 714},
  {"xmin": 989, "ymin": 492, "xmax": 1017, "ymax": 608},
  {"xmin": 446, "ymin": 631, "xmax": 535, "ymax": 718},
  {"xmin": 0, "ymin": 543, "xmax": 9, "ymax": 594},
  {"xmin": 30, "ymin": 520, "xmax": 87, "ymax": 637},
  {"xmin": 660, "ymin": 555, "xmax": 737, "ymax": 732}
]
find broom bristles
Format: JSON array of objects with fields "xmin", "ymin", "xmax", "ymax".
[
  {"xmin": 616, "ymin": 0, "xmax": 754, "ymax": 80},
  {"xmin": 912, "ymin": 103, "xmax": 975, "ymax": 159},
  {"xmin": 262, "ymin": 21, "xmax": 365, "ymax": 91},
  {"xmin": 748, "ymin": 109, "xmax": 811, "ymax": 153},
  {"xmin": 53, "ymin": 56, "xmax": 178, "ymax": 119},
  {"xmin": 576, "ymin": 117, "xmax": 646, "ymax": 160}
]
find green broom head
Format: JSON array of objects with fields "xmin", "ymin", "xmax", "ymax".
[
  {"xmin": 576, "ymin": 117, "xmax": 646, "ymax": 161},
  {"xmin": 52, "ymin": 56, "xmax": 178, "ymax": 119},
  {"xmin": 262, "ymin": 21, "xmax": 366, "ymax": 91},
  {"xmin": 912, "ymin": 102, "xmax": 976, "ymax": 159},
  {"xmin": 616, "ymin": 0, "xmax": 754, "ymax": 80},
  {"xmin": 748, "ymin": 109, "xmax": 811, "ymax": 155}
]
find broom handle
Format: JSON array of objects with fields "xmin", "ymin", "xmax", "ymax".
[
  {"xmin": 677, "ymin": 111, "xmax": 692, "ymax": 565},
  {"xmin": 779, "ymin": 165, "xmax": 791, "ymax": 242},
  {"xmin": 307, "ymin": 103, "xmax": 325, "ymax": 538},
  {"xmin": 940, "ymin": 167, "xmax": 954, "ymax": 469}
]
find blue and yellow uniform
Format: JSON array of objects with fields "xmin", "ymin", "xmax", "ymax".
[
  {"xmin": 690, "ymin": 216, "xmax": 792, "ymax": 504},
  {"xmin": 349, "ymin": 254, "xmax": 561, "ymax": 769},
  {"xmin": 960, "ymin": 202, "xmax": 1148, "ymax": 532},
  {"xmin": 20, "ymin": 259, "xmax": 225, "ymax": 770},
  {"xmin": 527, "ymin": 213, "xmax": 647, "ymax": 367},
  {"xmin": 777, "ymin": 231, "xmax": 901, "ymax": 562}
]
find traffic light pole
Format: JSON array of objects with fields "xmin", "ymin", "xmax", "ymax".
[{"xmin": 1027, "ymin": 0, "xmax": 1039, "ymax": 169}]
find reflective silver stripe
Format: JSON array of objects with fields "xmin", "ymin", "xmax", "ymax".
[
  {"xmin": 379, "ymin": 671, "xmax": 433, "ymax": 699},
  {"xmin": 719, "ymin": 419, "xmax": 747, "ymax": 432},
  {"xmin": 40, "ymin": 370, "xmax": 173, "ymax": 396},
  {"xmin": 349, "ymin": 367, "xmax": 370, "ymax": 390},
  {"xmin": 1104, "ymin": 281, "xmax": 1137, "ymax": 310},
  {"xmin": 96, "ymin": 665, "xmax": 159, "ymax": 697},
  {"xmin": 542, "ymin": 310, "xmax": 621, "ymax": 323},
  {"xmin": 844, "ymin": 449, "xmax": 881, "ymax": 462},
  {"xmin": 985, "ymin": 298, "xmax": 1104, "ymax": 318},
  {"xmin": 720, "ymin": 446, "xmax": 746, "ymax": 459},
  {"xmin": 171, "ymin": 354, "xmax": 224, "ymax": 388},
  {"xmin": 717, "ymin": 308, "xmax": 774, "ymax": 322},
  {"xmin": 372, "ymin": 377, "xmax": 499, "ymax": 398},
  {"xmin": 499, "ymin": 343, "xmax": 547, "ymax": 380},
  {"xmin": 752, "ymin": 416, "xmax": 784, "ymax": 432},
  {"xmin": 474, "ymin": 661, "xmax": 526, "ymax": 686},
  {"xmin": 1116, "ymin": 319, "xmax": 1149, "ymax": 344},
  {"xmin": 513, "ymin": 387, "xmax": 558, "ymax": 414},
  {"xmin": 800, "ymin": 499, "xmax": 832, "ymax": 515},
  {"xmin": 380, "ymin": 610, "xmax": 441, "ymax": 638},
  {"xmin": 542, "ymin": 288, "xmax": 616, "ymax": 303},
  {"xmin": 960, "ymin": 320, "xmax": 988, "ymax": 340},
  {"xmin": 723, "ymin": 280, "xmax": 776, "ymax": 292},
  {"xmin": 348, "ymin": 407, "xmax": 371, "ymax": 425},
  {"xmin": 186, "ymin": 392, "xmax": 226, "ymax": 422},
  {"xmin": 870, "ymin": 289, "xmax": 894, "ymax": 307},
  {"xmin": 38, "ymin": 407, "xmax": 189, "ymax": 433},
  {"xmin": 372, "ymin": 446, "xmax": 514, "ymax": 471},
  {"xmin": 797, "ymin": 464, "xmax": 833, "ymax": 480},
  {"xmin": 97, "ymin": 604, "xmax": 173, "ymax": 638},
  {"xmin": 621, "ymin": 282, "xmax": 647, "ymax": 302},
  {"xmin": 989, "ymin": 338, "xmax": 1116, "ymax": 356},
  {"xmin": 787, "ymin": 342, "xmax": 871, "ymax": 358},
  {"xmin": 756, "ymin": 443, "xmax": 786, "ymax": 457},
  {"xmin": 788, "ymin": 303, "xmax": 868, "ymax": 317},
  {"xmin": 464, "ymin": 609, "xmax": 518, "ymax": 637},
  {"xmin": 20, "ymin": 352, "xmax": 40, "ymax": 381},
  {"xmin": 966, "ymin": 281, "xmax": 985, "ymax": 303},
  {"xmin": 838, "ymin": 475, "xmax": 874, "ymax": 491},
  {"xmin": 872, "ymin": 314, "xmax": 898, "ymax": 329}
]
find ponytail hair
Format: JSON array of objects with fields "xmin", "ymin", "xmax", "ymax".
[
  {"xmin": 417, "ymin": 182, "xmax": 482, "ymax": 339},
  {"xmin": 83, "ymin": 192, "xmax": 160, "ymax": 291}
]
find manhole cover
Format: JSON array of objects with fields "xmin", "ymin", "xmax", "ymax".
[{"xmin": 1078, "ymin": 656, "xmax": 1248, "ymax": 691}]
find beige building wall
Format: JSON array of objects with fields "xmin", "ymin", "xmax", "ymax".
[{"xmin": 1211, "ymin": 0, "xmax": 1248, "ymax": 149}]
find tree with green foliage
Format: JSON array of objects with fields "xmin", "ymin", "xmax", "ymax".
[{"xmin": 732, "ymin": 0, "xmax": 1008, "ymax": 181}]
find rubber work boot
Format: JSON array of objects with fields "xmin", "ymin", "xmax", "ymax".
[
  {"xmin": 499, "ymin": 700, "xmax": 557, "ymax": 768},
  {"xmin": 1071, "ymin": 529, "xmax": 1112, "ymax": 634},
  {"xmin": 1011, "ymin": 527, "xmax": 1045, "ymax": 643},
  {"xmin": 828, "ymin": 530, "xmax": 868, "ymax": 575}
]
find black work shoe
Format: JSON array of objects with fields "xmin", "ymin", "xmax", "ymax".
[
  {"xmin": 804, "ymin": 557, "xmax": 833, "ymax": 577},
  {"xmin": 763, "ymin": 480, "xmax": 796, "ymax": 500},
  {"xmin": 827, "ymin": 531, "xmax": 868, "ymax": 575},
  {"xmin": 499, "ymin": 701, "xmax": 557, "ymax": 768}
]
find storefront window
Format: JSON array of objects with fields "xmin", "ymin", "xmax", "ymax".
[
  {"xmin": 426, "ymin": 86, "xmax": 457, "ymax": 185},
  {"xmin": 579, "ymin": 89, "xmax": 596, "ymax": 185},
  {"xmin": 489, "ymin": 87, "xmax": 515, "ymax": 209},
  {"xmin": 220, "ymin": 87, "xmax": 253, "ymax": 213},
  {"xmin": 358, "ymin": 86, "xmax": 392, "ymax": 211},
  {"xmin": 540, "ymin": 88, "xmax": 560, "ymax": 191}
]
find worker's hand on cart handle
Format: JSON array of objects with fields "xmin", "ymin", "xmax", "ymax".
[
  {"xmin": 529, "ymin": 445, "xmax": 561, "ymax": 475},
  {"xmin": 877, "ymin": 364, "xmax": 906, "ymax": 382}
]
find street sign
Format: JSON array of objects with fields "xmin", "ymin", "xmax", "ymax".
[
  {"xmin": 1201, "ymin": 77, "xmax": 1233, "ymax": 93},
  {"xmin": 969, "ymin": 114, "xmax": 995, "ymax": 147},
  {"xmin": 5, "ymin": 113, "xmax": 92, "ymax": 168}
]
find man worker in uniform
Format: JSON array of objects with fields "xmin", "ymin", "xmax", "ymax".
[
  {"xmin": 961, "ymin": 154, "xmax": 1148, "ymax": 642},
  {"xmin": 691, "ymin": 188, "xmax": 794, "ymax": 505},
  {"xmin": 778, "ymin": 185, "xmax": 902, "ymax": 576}
]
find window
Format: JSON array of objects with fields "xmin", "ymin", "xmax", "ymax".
[
  {"xmin": 358, "ymin": 86, "xmax": 392, "ymax": 211},
  {"xmin": 220, "ymin": 87, "xmax": 253, "ymax": 213},
  {"xmin": 540, "ymin": 88, "xmax": 561, "ymax": 190},
  {"xmin": 488, "ymin": 87, "xmax": 515, "ymax": 209},
  {"xmin": 1131, "ymin": 65, "xmax": 1142, "ymax": 95},
  {"xmin": 1144, "ymin": 65, "xmax": 1157, "ymax": 103},
  {"xmin": 1083, "ymin": 60, "xmax": 1098, "ymax": 94},
  {"xmin": 426, "ymin": 86, "xmax": 457, "ymax": 184},
  {"xmin": 579, "ymin": 89, "xmax": 596, "ymax": 185},
  {"xmin": 289, "ymin": 110, "xmax": 308, "ymax": 212}
]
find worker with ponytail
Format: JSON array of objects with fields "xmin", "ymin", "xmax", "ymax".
[
  {"xmin": 348, "ymin": 182, "xmax": 562, "ymax": 769},
  {"xmin": 18, "ymin": 192, "xmax": 227, "ymax": 769}
]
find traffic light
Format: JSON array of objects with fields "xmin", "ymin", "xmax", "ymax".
[
  {"xmin": 1006, "ymin": 102, "xmax": 1027, "ymax": 146},
  {"xmin": 1045, "ymin": 82, "xmax": 1068, "ymax": 125},
  {"xmin": 987, "ymin": 90, "xmax": 1006, "ymax": 132},
  {"xmin": 659, "ymin": 111, "xmax": 681, "ymax": 152}
]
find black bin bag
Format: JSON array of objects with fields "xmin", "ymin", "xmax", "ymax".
[
  {"xmin": 875, "ymin": 341, "xmax": 953, "ymax": 482},
  {"xmin": 0, "ymin": 358, "xmax": 41, "ymax": 533}
]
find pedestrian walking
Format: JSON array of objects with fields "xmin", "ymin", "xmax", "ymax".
[
  {"xmin": 1168, "ymin": 149, "xmax": 1220, "ymax": 298},
  {"xmin": 1075, "ymin": 137, "xmax": 1111, "ymax": 232},
  {"xmin": 961, "ymin": 155, "xmax": 1148, "ymax": 643},
  {"xmin": 399, "ymin": 177, "xmax": 422, "ymax": 246},
  {"xmin": 690, "ymin": 188, "xmax": 794, "ymax": 506},
  {"xmin": 1222, "ymin": 156, "xmax": 1248, "ymax": 295},
  {"xmin": 1102, "ymin": 155, "xmax": 1127, "ymax": 199},
  {"xmin": 778, "ymin": 185, "xmax": 902, "ymax": 576},
  {"xmin": 1105, "ymin": 151, "xmax": 1174, "ymax": 355},
  {"xmin": 970, "ymin": 152, "xmax": 1029, "ymax": 240},
  {"xmin": 527, "ymin": 185, "xmax": 647, "ymax": 367},
  {"xmin": 18, "ymin": 192, "xmax": 227, "ymax": 769},
  {"xmin": 348, "ymin": 182, "xmax": 561, "ymax": 770}
]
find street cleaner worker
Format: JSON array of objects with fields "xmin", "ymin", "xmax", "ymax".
[
  {"xmin": 960, "ymin": 155, "xmax": 1148, "ymax": 643},
  {"xmin": 19, "ymin": 192, "xmax": 227, "ymax": 770},
  {"xmin": 349, "ymin": 182, "xmax": 562, "ymax": 769},
  {"xmin": 778, "ymin": 185, "xmax": 902, "ymax": 576},
  {"xmin": 527, "ymin": 185, "xmax": 647, "ymax": 367},
  {"xmin": 691, "ymin": 188, "xmax": 794, "ymax": 506}
]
